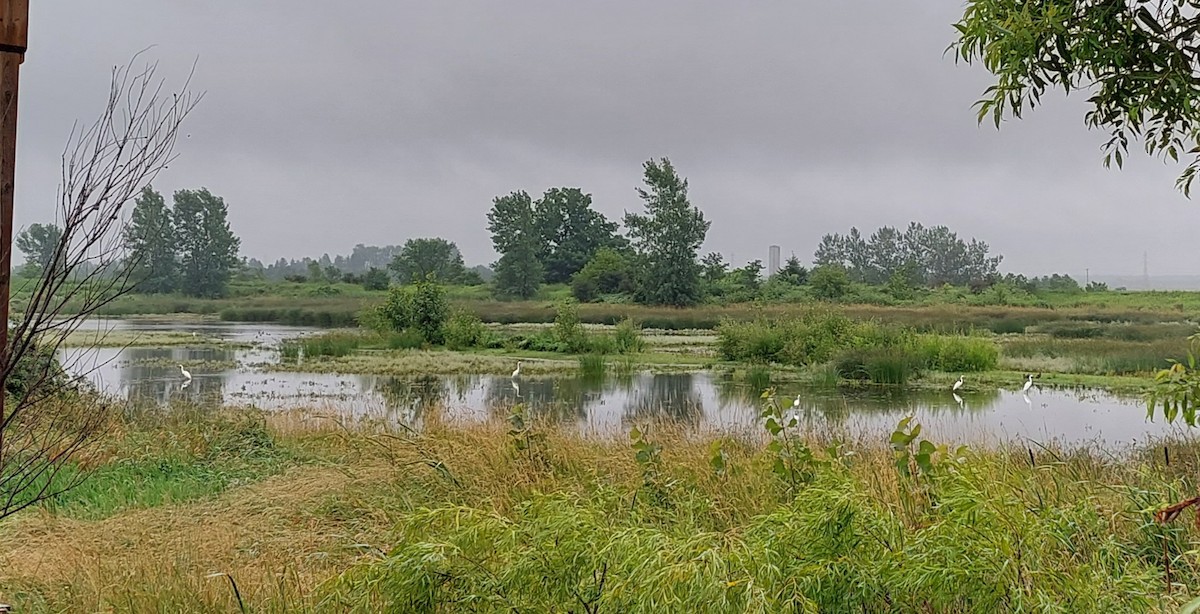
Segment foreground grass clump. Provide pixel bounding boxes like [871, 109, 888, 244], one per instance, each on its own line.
[3, 401, 1200, 612]
[41, 406, 292, 520]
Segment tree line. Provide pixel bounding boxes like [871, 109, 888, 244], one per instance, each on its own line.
[17, 186, 241, 298]
[14, 158, 1068, 307]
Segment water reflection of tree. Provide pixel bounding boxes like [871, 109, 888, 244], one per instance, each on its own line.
[374, 376, 446, 425]
[623, 373, 703, 425]
[483, 376, 607, 424]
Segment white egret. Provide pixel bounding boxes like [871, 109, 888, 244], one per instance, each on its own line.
[793, 394, 801, 409]
[952, 375, 964, 392]
[1022, 374, 1033, 393]
[178, 364, 192, 381]
[511, 361, 522, 379]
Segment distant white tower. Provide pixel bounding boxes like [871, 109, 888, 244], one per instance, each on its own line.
[768, 245, 781, 277]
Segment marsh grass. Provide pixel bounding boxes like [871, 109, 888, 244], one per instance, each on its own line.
[1002, 337, 1192, 375]
[4, 406, 1200, 612]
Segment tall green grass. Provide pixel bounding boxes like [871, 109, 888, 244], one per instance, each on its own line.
[41, 408, 287, 520]
[1002, 337, 1191, 375]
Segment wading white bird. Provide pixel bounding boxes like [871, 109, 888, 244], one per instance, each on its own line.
[793, 394, 801, 409]
[178, 364, 192, 381]
[952, 375, 964, 392]
[1022, 374, 1033, 393]
[511, 361, 522, 379]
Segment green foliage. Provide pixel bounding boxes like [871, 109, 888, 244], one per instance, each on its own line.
[578, 354, 607, 379]
[716, 309, 911, 366]
[776, 254, 808, 286]
[629, 425, 672, 509]
[488, 191, 544, 299]
[809, 264, 850, 300]
[552, 299, 589, 353]
[1149, 333, 1200, 425]
[835, 347, 921, 385]
[360, 266, 390, 291]
[387, 237, 468, 284]
[173, 188, 241, 298]
[760, 389, 827, 496]
[376, 276, 449, 344]
[815, 223, 1000, 287]
[532, 187, 624, 284]
[5, 335, 67, 402]
[42, 410, 285, 520]
[953, 0, 1200, 193]
[279, 331, 366, 359]
[443, 309, 489, 350]
[570, 247, 633, 302]
[124, 187, 179, 293]
[912, 334, 999, 372]
[623, 158, 710, 306]
[15, 222, 63, 274]
[612, 318, 645, 354]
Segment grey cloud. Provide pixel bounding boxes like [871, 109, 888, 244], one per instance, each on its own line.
[10, 1, 1199, 278]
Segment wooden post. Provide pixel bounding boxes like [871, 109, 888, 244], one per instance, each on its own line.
[0, 0, 28, 460]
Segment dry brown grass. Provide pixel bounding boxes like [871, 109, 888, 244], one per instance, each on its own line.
[0, 463, 388, 610]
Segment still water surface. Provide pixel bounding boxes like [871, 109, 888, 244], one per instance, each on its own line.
[58, 318, 1192, 448]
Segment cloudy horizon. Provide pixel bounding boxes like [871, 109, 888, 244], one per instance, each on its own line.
[12, 2, 1198, 279]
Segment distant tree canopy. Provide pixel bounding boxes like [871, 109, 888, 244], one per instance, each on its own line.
[119, 186, 242, 297]
[173, 188, 241, 298]
[624, 158, 710, 306]
[953, 0, 1200, 193]
[388, 237, 469, 284]
[15, 223, 63, 274]
[813, 223, 1001, 287]
[124, 186, 178, 293]
[532, 187, 624, 284]
[488, 191, 544, 299]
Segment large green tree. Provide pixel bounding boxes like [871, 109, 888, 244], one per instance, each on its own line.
[15, 223, 62, 274]
[388, 237, 468, 283]
[123, 186, 178, 293]
[173, 188, 241, 298]
[623, 158, 710, 306]
[487, 191, 543, 299]
[953, 0, 1200, 193]
[532, 187, 623, 284]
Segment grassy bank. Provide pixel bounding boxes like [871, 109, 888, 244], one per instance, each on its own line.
[3, 402, 1200, 611]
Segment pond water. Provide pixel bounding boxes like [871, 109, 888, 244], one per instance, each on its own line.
[58, 318, 1195, 449]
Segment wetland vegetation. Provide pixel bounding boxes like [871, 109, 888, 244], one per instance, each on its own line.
[4, 396, 1200, 611]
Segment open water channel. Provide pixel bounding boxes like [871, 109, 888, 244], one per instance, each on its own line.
[57, 318, 1194, 449]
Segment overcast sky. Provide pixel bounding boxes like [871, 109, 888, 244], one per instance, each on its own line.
[13, 2, 1198, 276]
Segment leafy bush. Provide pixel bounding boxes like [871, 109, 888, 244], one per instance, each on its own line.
[376, 276, 449, 344]
[552, 299, 589, 353]
[360, 267, 390, 291]
[809, 264, 851, 300]
[443, 309, 489, 350]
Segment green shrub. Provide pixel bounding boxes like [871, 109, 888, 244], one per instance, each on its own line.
[376, 276, 449, 344]
[552, 299, 589, 353]
[444, 309, 488, 350]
